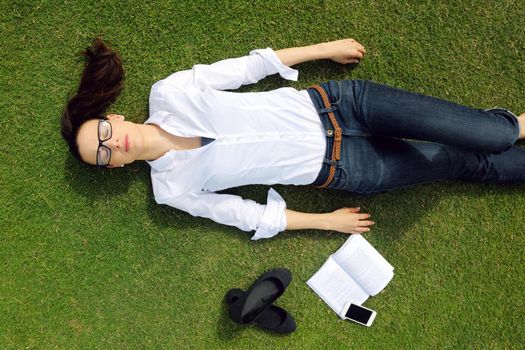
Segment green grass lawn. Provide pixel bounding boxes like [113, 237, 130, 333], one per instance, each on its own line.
[1, 0, 524, 348]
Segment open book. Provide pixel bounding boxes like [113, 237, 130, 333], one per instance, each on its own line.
[307, 234, 394, 317]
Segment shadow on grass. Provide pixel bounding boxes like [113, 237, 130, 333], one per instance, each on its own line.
[215, 300, 245, 340]
[63, 155, 148, 202]
[215, 298, 293, 341]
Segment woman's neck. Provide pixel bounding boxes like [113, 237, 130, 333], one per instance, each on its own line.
[138, 124, 200, 161]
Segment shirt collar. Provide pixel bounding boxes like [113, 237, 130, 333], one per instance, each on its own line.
[146, 148, 197, 171]
[146, 151, 174, 171]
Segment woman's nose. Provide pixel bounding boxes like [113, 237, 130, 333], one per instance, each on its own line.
[107, 137, 120, 150]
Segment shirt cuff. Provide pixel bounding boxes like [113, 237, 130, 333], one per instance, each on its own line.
[249, 48, 299, 81]
[251, 188, 287, 240]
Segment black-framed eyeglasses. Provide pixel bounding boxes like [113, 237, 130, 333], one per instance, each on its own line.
[96, 119, 112, 167]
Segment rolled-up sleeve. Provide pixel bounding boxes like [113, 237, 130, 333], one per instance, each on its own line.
[157, 188, 287, 240]
[158, 48, 299, 91]
[251, 188, 287, 240]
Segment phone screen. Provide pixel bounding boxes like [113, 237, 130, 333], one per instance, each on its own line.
[345, 304, 373, 324]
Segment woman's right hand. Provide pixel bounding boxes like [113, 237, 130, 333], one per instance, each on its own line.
[321, 39, 366, 65]
[326, 207, 374, 234]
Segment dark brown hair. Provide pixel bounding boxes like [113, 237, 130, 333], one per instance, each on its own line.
[61, 38, 124, 163]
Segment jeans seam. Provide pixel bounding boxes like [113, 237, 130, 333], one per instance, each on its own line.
[331, 80, 343, 105]
[355, 80, 372, 135]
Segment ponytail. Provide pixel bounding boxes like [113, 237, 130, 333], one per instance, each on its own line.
[61, 38, 124, 163]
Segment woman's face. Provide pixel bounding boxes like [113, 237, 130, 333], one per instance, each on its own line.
[76, 114, 144, 167]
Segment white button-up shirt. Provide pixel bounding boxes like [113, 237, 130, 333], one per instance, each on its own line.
[146, 48, 326, 240]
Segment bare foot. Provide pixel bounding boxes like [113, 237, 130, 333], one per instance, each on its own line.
[519, 112, 525, 139]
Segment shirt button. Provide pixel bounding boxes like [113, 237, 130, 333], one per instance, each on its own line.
[326, 129, 334, 137]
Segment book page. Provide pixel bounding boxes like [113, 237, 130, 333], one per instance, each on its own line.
[307, 256, 369, 316]
[334, 235, 394, 296]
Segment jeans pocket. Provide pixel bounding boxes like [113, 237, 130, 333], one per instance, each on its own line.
[323, 80, 343, 105]
[329, 166, 349, 190]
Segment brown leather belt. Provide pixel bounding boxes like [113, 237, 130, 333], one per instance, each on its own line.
[310, 85, 342, 189]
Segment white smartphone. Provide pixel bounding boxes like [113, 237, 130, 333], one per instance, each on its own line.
[340, 301, 377, 327]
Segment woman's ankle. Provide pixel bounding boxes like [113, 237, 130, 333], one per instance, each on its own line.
[518, 113, 525, 139]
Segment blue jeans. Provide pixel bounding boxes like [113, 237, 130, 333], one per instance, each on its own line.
[307, 80, 524, 194]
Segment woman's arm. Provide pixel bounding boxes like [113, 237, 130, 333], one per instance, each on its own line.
[285, 207, 374, 234]
[275, 38, 366, 67]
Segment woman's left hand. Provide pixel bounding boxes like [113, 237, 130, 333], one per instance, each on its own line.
[326, 207, 374, 234]
[321, 38, 366, 64]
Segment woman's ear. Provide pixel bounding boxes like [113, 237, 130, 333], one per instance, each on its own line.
[107, 114, 125, 121]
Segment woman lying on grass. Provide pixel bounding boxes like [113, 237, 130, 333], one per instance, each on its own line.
[61, 38, 525, 240]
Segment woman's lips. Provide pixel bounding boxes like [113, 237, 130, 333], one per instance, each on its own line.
[125, 134, 129, 152]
